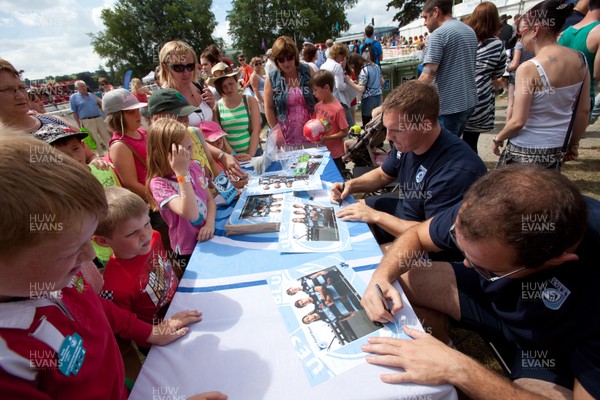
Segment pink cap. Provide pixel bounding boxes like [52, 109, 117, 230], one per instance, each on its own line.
[199, 121, 228, 142]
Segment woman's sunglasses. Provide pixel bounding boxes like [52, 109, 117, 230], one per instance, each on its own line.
[276, 54, 295, 63]
[170, 63, 196, 73]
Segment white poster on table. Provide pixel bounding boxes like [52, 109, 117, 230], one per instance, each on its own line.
[278, 197, 351, 253]
[268, 254, 410, 387]
[246, 172, 323, 195]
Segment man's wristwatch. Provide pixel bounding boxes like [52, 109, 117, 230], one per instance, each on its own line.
[492, 137, 504, 145]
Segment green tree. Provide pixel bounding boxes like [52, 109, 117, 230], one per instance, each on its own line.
[227, 0, 278, 59]
[386, 0, 425, 27]
[90, 0, 219, 79]
[227, 0, 358, 59]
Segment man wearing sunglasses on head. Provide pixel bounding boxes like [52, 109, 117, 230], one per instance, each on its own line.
[361, 165, 600, 400]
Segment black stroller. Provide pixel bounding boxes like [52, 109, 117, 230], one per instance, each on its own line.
[344, 113, 390, 171]
[343, 113, 398, 194]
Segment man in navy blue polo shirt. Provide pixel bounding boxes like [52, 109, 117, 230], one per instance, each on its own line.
[333, 80, 486, 245]
[361, 165, 600, 399]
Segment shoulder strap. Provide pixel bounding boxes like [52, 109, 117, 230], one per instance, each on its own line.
[215, 100, 222, 126]
[242, 95, 251, 133]
[562, 51, 587, 152]
[529, 59, 552, 90]
[112, 138, 147, 168]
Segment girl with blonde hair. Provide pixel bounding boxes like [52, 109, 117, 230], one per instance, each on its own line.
[147, 119, 216, 267]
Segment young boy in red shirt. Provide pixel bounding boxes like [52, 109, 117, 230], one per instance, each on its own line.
[94, 186, 179, 325]
[310, 70, 349, 173]
[0, 133, 224, 400]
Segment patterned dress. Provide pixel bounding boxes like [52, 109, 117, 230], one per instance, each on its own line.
[281, 87, 312, 145]
[464, 38, 507, 134]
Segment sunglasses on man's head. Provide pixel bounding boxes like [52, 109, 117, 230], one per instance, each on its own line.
[170, 63, 196, 73]
[213, 67, 234, 77]
[276, 54, 295, 63]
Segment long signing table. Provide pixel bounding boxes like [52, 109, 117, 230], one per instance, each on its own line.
[130, 156, 457, 400]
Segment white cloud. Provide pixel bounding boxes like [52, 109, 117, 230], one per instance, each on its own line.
[92, 0, 117, 28]
[5, 34, 105, 81]
[0, 16, 14, 27]
[1, 0, 403, 80]
[214, 20, 231, 46]
[345, 0, 398, 34]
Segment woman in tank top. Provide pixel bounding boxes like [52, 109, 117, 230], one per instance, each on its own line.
[493, 0, 590, 169]
[209, 63, 261, 160]
[158, 40, 215, 126]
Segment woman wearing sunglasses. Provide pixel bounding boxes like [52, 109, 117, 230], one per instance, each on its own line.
[158, 40, 215, 127]
[264, 36, 316, 145]
[492, 0, 590, 170]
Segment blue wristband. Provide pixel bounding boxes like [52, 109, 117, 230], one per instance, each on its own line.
[231, 151, 237, 156]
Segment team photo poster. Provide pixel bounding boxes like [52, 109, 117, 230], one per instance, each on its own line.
[278, 197, 351, 253]
[268, 255, 407, 386]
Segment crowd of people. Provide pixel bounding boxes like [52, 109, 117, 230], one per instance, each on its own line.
[0, 0, 599, 398]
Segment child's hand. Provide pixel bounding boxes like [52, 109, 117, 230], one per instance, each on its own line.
[89, 157, 113, 171]
[197, 222, 215, 242]
[146, 310, 202, 346]
[234, 152, 252, 162]
[169, 143, 191, 177]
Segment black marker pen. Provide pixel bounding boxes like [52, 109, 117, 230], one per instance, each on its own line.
[375, 283, 392, 314]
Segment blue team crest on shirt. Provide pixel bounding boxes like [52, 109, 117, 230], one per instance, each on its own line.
[542, 277, 570, 310]
[415, 165, 428, 183]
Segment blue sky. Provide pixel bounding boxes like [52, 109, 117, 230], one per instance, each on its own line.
[0, 0, 397, 81]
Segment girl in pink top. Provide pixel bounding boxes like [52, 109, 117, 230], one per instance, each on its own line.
[104, 88, 149, 201]
[147, 119, 216, 267]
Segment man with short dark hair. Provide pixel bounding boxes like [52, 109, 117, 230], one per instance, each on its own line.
[419, 0, 478, 137]
[237, 54, 253, 91]
[359, 25, 383, 66]
[333, 80, 486, 245]
[361, 165, 600, 399]
[498, 14, 515, 48]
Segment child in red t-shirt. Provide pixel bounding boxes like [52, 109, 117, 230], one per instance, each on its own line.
[310, 70, 349, 173]
[0, 135, 224, 400]
[94, 186, 179, 325]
